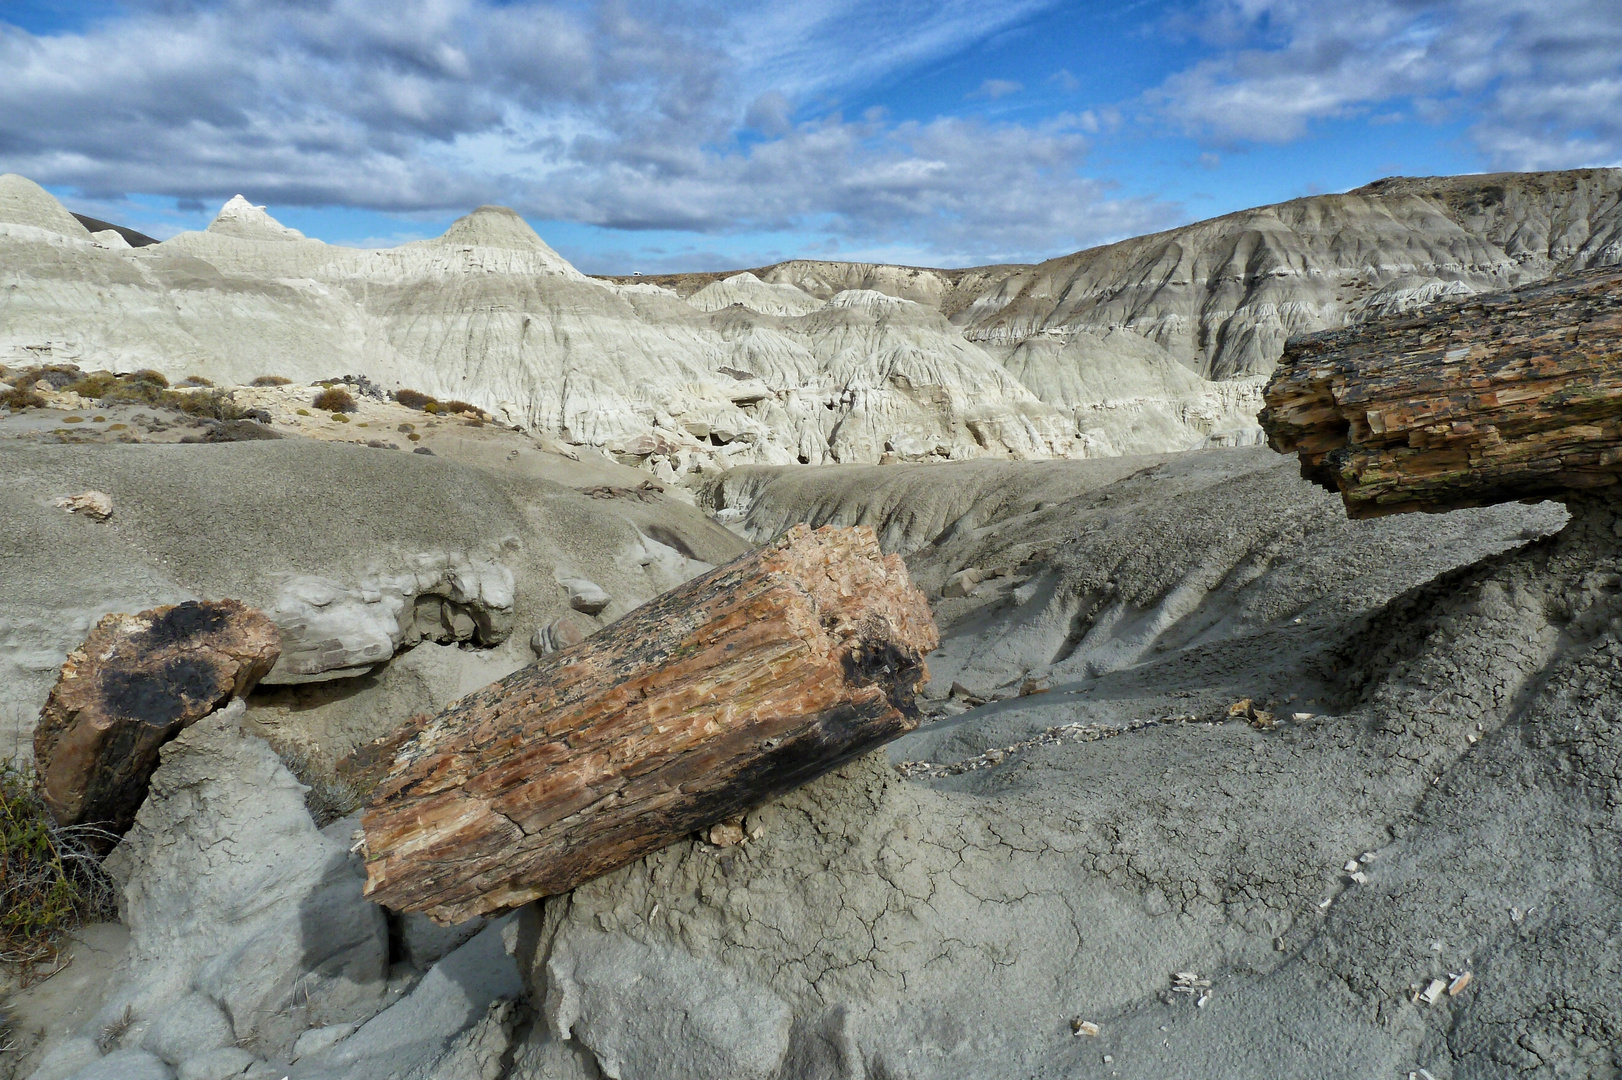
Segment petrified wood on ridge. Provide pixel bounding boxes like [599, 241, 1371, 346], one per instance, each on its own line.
[1259, 266, 1622, 518]
[359, 524, 940, 924]
[34, 599, 281, 841]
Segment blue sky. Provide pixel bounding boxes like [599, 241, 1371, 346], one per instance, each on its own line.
[1, 1, 1617, 274]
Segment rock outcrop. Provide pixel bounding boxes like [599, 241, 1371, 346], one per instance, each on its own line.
[1261, 266, 1622, 517]
[10, 170, 1615, 470]
[33, 599, 279, 837]
[358, 524, 938, 923]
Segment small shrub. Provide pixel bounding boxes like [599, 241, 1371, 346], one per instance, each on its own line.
[296, 408, 310, 416]
[397, 422, 415, 432]
[0, 386, 47, 410]
[64, 372, 120, 399]
[422, 401, 441, 414]
[313, 387, 357, 413]
[178, 375, 214, 388]
[393, 388, 434, 411]
[251, 375, 292, 387]
[440, 399, 484, 418]
[330, 413, 350, 423]
[127, 369, 169, 388]
[0, 761, 115, 978]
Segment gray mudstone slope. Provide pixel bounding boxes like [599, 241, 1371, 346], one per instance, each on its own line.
[503, 448, 1620, 1080]
[0, 438, 745, 767]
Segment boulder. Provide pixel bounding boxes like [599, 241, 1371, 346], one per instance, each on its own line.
[558, 576, 611, 615]
[100, 706, 387, 1059]
[33, 599, 280, 838]
[527, 612, 597, 657]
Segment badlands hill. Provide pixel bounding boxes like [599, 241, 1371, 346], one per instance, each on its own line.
[5, 169, 1619, 472]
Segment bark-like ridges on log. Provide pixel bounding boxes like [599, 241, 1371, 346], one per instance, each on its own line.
[1261, 266, 1622, 517]
[359, 524, 938, 923]
[33, 599, 281, 841]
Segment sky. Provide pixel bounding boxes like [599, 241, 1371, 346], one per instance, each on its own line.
[1, 0, 1619, 274]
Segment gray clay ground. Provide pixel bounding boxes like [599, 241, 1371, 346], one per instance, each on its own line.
[5, 442, 1620, 1080]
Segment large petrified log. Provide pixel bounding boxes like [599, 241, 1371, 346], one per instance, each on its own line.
[359, 524, 938, 924]
[1260, 266, 1622, 517]
[34, 599, 281, 840]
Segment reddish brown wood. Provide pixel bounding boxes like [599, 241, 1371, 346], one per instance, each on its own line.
[359, 524, 939, 923]
[1260, 266, 1622, 517]
[34, 600, 281, 841]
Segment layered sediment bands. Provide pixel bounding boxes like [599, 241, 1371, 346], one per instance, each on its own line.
[1261, 266, 1622, 517]
[358, 524, 938, 923]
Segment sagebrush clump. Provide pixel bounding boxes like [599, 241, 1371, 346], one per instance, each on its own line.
[393, 388, 434, 410]
[313, 387, 358, 413]
[0, 761, 114, 978]
[251, 375, 292, 386]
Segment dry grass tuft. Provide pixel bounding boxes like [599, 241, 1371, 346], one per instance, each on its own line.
[0, 761, 115, 983]
[178, 375, 215, 388]
[251, 375, 292, 386]
[393, 388, 434, 411]
[313, 387, 357, 413]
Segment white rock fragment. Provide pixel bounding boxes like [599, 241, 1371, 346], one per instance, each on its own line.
[1349, 870, 1368, 884]
[1344, 860, 1360, 872]
[1447, 971, 1472, 996]
[561, 576, 611, 614]
[1071, 1019, 1100, 1037]
[54, 490, 114, 521]
[1419, 978, 1448, 1005]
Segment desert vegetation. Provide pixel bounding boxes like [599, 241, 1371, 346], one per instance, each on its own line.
[312, 386, 358, 413]
[0, 761, 113, 979]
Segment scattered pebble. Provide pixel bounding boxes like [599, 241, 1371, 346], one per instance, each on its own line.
[896, 716, 1168, 779]
[1447, 971, 1472, 996]
[1418, 978, 1448, 1005]
[1071, 1019, 1100, 1037]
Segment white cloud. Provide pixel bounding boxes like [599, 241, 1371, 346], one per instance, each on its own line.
[971, 78, 1023, 100]
[1145, 0, 1622, 169]
[0, 0, 1161, 264]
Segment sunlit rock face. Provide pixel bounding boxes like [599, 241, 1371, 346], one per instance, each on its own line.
[3, 169, 1618, 466]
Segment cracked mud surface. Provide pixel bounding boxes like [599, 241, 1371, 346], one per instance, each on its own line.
[512, 450, 1619, 1079]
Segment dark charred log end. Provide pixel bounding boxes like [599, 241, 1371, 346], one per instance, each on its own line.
[98, 657, 231, 728]
[137, 599, 232, 648]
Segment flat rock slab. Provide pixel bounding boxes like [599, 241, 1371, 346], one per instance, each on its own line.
[358, 523, 938, 923]
[34, 599, 279, 837]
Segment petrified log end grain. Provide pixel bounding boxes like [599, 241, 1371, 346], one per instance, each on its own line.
[1260, 266, 1622, 518]
[360, 524, 939, 924]
[34, 599, 281, 839]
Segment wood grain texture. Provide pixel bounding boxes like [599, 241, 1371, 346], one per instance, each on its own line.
[34, 599, 281, 841]
[359, 523, 939, 923]
[1260, 266, 1622, 517]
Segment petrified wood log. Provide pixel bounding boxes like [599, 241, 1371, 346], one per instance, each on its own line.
[359, 524, 939, 923]
[34, 599, 281, 840]
[1260, 266, 1622, 517]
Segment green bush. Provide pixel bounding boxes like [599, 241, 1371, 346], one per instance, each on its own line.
[0, 761, 114, 978]
[313, 387, 357, 413]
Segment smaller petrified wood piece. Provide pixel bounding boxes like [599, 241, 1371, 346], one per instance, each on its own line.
[34, 600, 281, 840]
[1260, 266, 1622, 517]
[360, 524, 939, 924]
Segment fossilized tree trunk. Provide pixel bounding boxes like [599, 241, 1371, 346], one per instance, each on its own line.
[1260, 266, 1622, 517]
[359, 523, 939, 923]
[35, 599, 281, 842]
